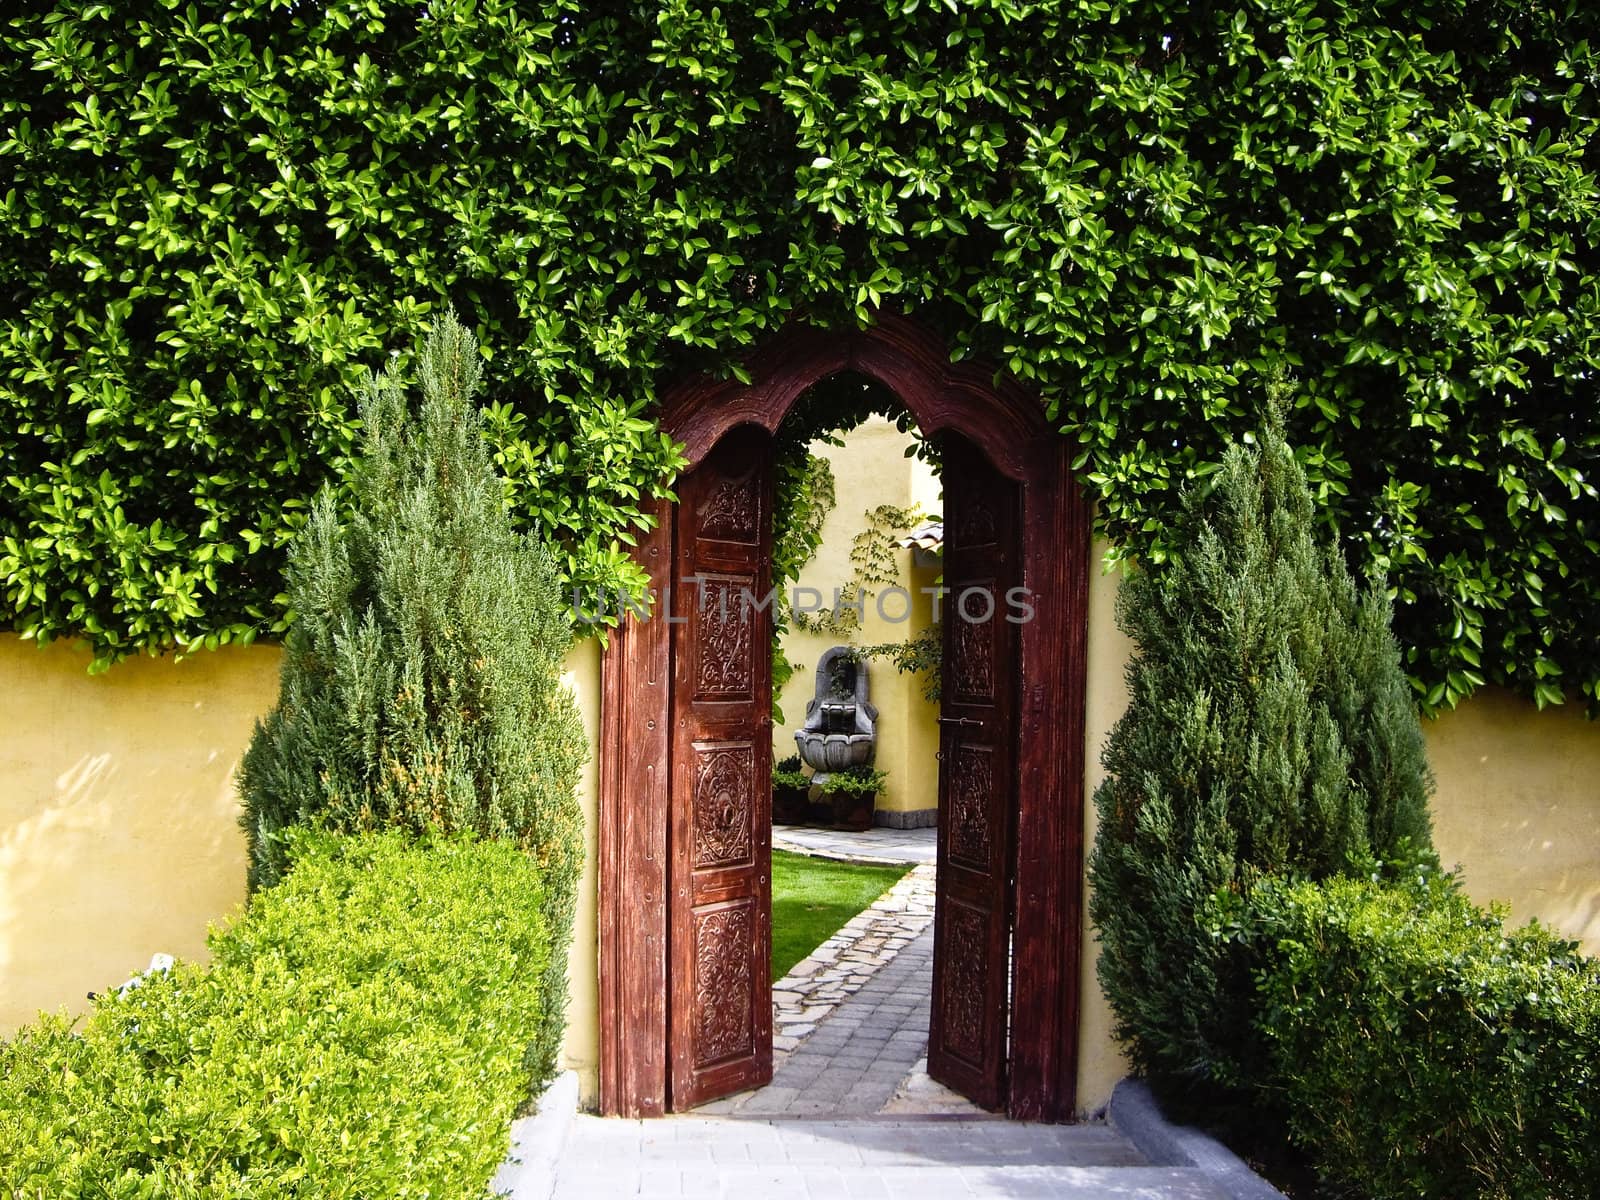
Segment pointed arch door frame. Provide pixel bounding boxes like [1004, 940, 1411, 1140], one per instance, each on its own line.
[596, 313, 1091, 1120]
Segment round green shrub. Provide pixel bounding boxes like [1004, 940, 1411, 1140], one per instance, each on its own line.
[1237, 871, 1600, 1199]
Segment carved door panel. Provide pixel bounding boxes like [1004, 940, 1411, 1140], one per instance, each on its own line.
[667, 424, 775, 1110]
[929, 434, 1021, 1111]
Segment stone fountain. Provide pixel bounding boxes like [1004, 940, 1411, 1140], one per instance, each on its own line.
[794, 646, 878, 787]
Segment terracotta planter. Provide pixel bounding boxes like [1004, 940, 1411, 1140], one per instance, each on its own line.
[828, 789, 877, 833]
[772, 783, 810, 826]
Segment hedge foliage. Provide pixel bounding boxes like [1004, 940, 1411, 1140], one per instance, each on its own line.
[2, 2, 1597, 709]
[0, 831, 553, 1198]
[1225, 872, 1600, 1199]
[1090, 403, 1432, 1089]
[238, 313, 586, 1080]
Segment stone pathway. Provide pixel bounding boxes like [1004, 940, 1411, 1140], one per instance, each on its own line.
[711, 923, 952, 1118]
[532, 1116, 1233, 1199]
[766, 864, 935, 1059]
[495, 815, 1265, 1200]
[773, 824, 936, 865]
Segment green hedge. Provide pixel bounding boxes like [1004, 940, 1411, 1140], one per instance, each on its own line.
[0, 832, 553, 1198]
[1232, 872, 1600, 1199]
[2, 3, 1598, 712]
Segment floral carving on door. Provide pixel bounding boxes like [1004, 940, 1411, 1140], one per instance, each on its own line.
[951, 612, 995, 701]
[696, 575, 754, 697]
[693, 905, 755, 1066]
[951, 494, 997, 548]
[665, 424, 774, 1112]
[939, 903, 989, 1063]
[930, 434, 1021, 1113]
[694, 746, 753, 868]
[948, 745, 994, 869]
[699, 474, 761, 542]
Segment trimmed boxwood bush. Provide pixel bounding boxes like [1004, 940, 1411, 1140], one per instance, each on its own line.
[0, 831, 551, 1198]
[1224, 871, 1600, 1199]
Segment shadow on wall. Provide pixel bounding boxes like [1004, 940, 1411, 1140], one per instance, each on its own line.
[0, 635, 281, 1032]
[1426, 688, 1600, 953]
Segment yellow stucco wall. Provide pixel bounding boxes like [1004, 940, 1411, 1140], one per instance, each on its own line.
[773, 416, 942, 818]
[1076, 542, 1135, 1114]
[0, 631, 609, 1108]
[1426, 689, 1600, 952]
[0, 634, 281, 1032]
[558, 637, 603, 1106]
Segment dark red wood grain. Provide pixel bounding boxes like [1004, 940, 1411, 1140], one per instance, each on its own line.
[928, 433, 1021, 1110]
[598, 500, 671, 1117]
[596, 314, 1089, 1120]
[666, 426, 776, 1109]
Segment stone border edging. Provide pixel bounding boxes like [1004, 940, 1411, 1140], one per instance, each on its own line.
[872, 808, 937, 829]
[1108, 1078, 1289, 1200]
[491, 1070, 579, 1200]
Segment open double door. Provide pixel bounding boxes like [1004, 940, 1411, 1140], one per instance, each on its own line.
[664, 427, 1021, 1112]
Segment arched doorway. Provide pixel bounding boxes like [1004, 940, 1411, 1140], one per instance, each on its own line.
[596, 315, 1090, 1121]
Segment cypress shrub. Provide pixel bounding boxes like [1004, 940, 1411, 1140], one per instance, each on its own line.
[1087, 397, 1434, 1093]
[239, 313, 585, 1079]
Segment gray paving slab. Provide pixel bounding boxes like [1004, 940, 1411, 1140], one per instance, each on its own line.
[773, 825, 936, 864]
[539, 1115, 1231, 1200]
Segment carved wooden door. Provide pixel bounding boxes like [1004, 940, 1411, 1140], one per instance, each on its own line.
[667, 424, 775, 1110]
[929, 434, 1021, 1111]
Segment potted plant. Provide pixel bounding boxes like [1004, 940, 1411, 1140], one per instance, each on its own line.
[820, 764, 887, 832]
[772, 755, 811, 825]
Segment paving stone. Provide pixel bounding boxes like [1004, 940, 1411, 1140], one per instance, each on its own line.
[739, 1086, 800, 1109]
[829, 1055, 877, 1072]
[777, 1067, 825, 1088]
[536, 1114, 1239, 1200]
[772, 826, 937, 864]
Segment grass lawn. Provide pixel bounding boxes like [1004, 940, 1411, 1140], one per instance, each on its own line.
[770, 849, 911, 982]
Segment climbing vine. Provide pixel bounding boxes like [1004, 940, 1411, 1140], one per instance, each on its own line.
[1, 2, 1596, 711]
[770, 446, 836, 718]
[793, 504, 926, 638]
[772, 451, 837, 607]
[855, 625, 943, 704]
